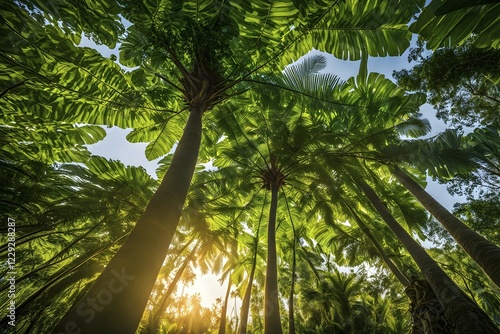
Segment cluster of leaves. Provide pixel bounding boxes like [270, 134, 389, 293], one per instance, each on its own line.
[294, 269, 410, 334]
[0, 123, 158, 332]
[394, 40, 500, 128]
[411, 0, 500, 49]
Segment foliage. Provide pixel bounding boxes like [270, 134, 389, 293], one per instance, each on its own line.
[411, 0, 500, 49]
[2, 0, 500, 333]
[295, 268, 410, 334]
[453, 192, 500, 245]
[0, 138, 157, 333]
[394, 41, 500, 128]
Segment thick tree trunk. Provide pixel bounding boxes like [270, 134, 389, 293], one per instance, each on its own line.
[238, 243, 258, 334]
[345, 201, 451, 333]
[51, 107, 203, 334]
[288, 234, 296, 334]
[406, 278, 453, 334]
[357, 179, 500, 334]
[392, 166, 500, 288]
[219, 274, 232, 334]
[264, 183, 283, 334]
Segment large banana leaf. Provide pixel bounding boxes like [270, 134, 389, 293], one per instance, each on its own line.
[411, 0, 500, 49]
[12, 0, 124, 47]
[282, 0, 425, 63]
[435, 0, 500, 15]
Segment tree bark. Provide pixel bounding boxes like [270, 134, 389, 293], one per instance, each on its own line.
[288, 233, 296, 334]
[406, 278, 453, 334]
[238, 242, 258, 334]
[51, 107, 203, 334]
[344, 200, 452, 333]
[264, 183, 283, 334]
[392, 166, 500, 288]
[357, 179, 500, 334]
[219, 274, 232, 334]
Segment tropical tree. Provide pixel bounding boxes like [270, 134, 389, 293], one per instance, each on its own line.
[308, 156, 455, 333]
[352, 169, 500, 333]
[141, 238, 200, 334]
[237, 211, 266, 334]
[394, 40, 500, 128]
[390, 165, 500, 287]
[371, 130, 500, 286]
[10, 2, 494, 334]
[210, 50, 434, 333]
[288, 49, 500, 330]
[295, 267, 404, 334]
[0, 0, 426, 332]
[0, 153, 158, 333]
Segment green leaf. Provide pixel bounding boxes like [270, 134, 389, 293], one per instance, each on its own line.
[411, 0, 500, 49]
[435, 0, 500, 15]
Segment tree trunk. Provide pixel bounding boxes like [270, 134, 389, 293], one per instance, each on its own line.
[406, 278, 453, 334]
[238, 242, 258, 334]
[345, 202, 411, 287]
[264, 183, 283, 334]
[357, 179, 500, 334]
[288, 233, 296, 334]
[51, 107, 203, 334]
[219, 274, 232, 334]
[345, 200, 451, 333]
[392, 166, 500, 287]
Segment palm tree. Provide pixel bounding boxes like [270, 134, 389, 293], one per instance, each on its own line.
[204, 56, 346, 332]
[289, 54, 499, 331]
[380, 130, 500, 279]
[238, 210, 265, 334]
[3, 0, 425, 332]
[354, 174, 500, 333]
[143, 239, 200, 333]
[391, 165, 500, 288]
[295, 267, 381, 334]
[306, 163, 454, 333]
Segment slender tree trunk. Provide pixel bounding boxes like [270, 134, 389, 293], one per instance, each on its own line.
[147, 243, 199, 333]
[51, 107, 204, 334]
[234, 294, 240, 330]
[299, 244, 321, 282]
[392, 166, 500, 288]
[264, 183, 283, 334]
[288, 234, 296, 334]
[238, 242, 258, 334]
[178, 284, 185, 320]
[357, 179, 500, 334]
[345, 202, 411, 287]
[344, 200, 452, 333]
[219, 274, 232, 334]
